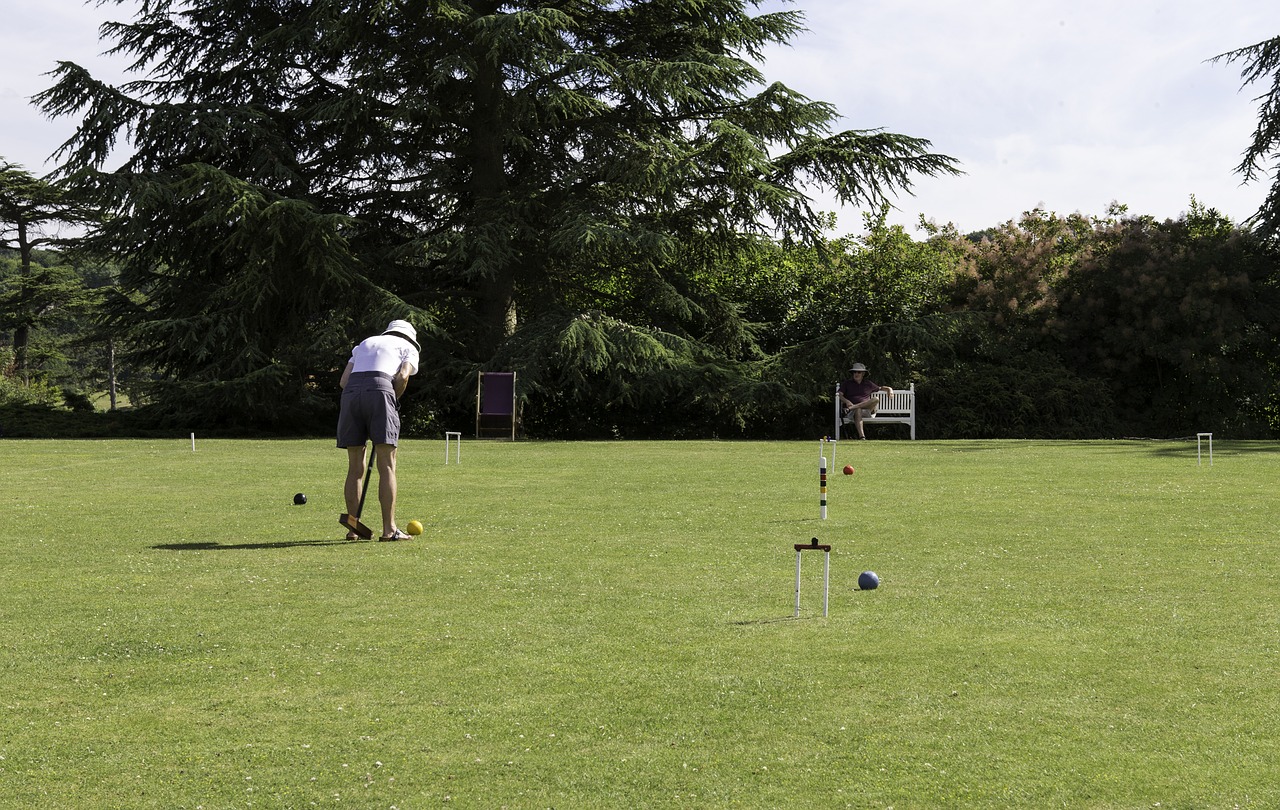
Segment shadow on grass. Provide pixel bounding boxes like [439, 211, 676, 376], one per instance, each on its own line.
[151, 539, 365, 551]
[1133, 439, 1280, 460]
[927, 439, 1280, 459]
[729, 616, 823, 626]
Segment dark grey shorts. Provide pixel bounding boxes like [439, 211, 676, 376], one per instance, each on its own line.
[336, 371, 400, 447]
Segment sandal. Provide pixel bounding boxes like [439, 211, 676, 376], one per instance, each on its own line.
[345, 531, 361, 541]
[379, 529, 413, 542]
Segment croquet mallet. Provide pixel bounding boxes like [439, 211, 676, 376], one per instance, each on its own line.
[338, 446, 376, 539]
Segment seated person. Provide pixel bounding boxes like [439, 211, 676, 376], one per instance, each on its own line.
[838, 362, 893, 439]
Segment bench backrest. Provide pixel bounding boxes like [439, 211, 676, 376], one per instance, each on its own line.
[834, 381, 917, 440]
[876, 384, 914, 415]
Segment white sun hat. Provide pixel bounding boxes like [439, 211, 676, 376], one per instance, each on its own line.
[382, 319, 420, 350]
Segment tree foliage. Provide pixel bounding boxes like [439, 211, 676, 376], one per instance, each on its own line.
[1212, 35, 1280, 243]
[1052, 201, 1280, 434]
[36, 0, 958, 430]
[0, 244, 124, 411]
[920, 203, 1280, 438]
[0, 160, 98, 375]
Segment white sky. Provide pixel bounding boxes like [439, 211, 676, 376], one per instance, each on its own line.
[756, 0, 1276, 233]
[1, 0, 1275, 235]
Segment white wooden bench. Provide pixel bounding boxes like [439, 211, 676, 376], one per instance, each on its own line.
[833, 382, 916, 440]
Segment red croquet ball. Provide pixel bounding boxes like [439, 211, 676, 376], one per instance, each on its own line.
[843, 465, 855, 475]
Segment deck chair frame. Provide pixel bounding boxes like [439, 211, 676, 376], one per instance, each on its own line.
[475, 371, 518, 440]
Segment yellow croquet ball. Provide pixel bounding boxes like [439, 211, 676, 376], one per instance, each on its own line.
[405, 520, 424, 536]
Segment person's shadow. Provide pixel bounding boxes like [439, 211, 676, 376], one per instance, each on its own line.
[151, 538, 364, 551]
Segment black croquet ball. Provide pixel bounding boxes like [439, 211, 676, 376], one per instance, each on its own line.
[293, 493, 307, 505]
[858, 571, 880, 590]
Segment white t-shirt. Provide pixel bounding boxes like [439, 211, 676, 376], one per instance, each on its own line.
[349, 334, 420, 376]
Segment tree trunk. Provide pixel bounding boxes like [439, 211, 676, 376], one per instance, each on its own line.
[12, 220, 32, 372]
[108, 337, 118, 411]
[12, 325, 29, 373]
[477, 263, 517, 339]
[467, 25, 518, 358]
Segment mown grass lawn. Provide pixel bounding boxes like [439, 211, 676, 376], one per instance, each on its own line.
[2, 437, 1278, 808]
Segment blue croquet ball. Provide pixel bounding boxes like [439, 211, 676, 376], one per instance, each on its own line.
[293, 493, 307, 505]
[858, 571, 880, 590]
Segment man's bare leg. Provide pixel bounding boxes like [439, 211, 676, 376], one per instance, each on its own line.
[375, 443, 398, 537]
[849, 398, 877, 438]
[345, 445, 367, 515]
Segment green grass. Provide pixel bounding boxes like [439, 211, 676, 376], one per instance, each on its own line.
[3, 437, 1279, 808]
